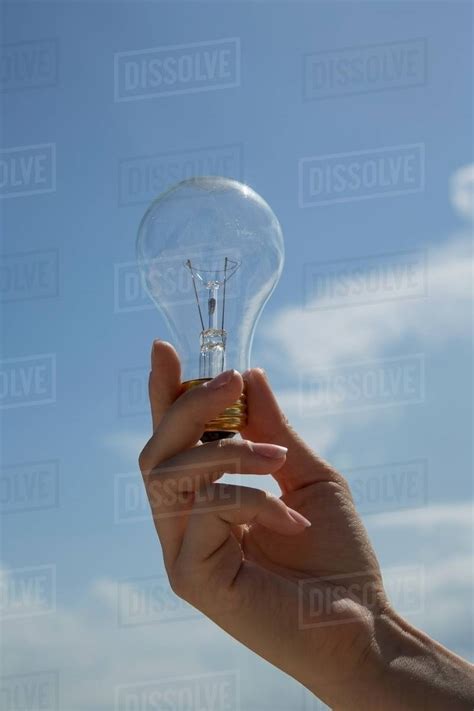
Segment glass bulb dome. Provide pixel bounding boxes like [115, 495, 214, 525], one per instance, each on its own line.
[136, 176, 285, 383]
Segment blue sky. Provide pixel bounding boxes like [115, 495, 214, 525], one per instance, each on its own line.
[0, 2, 472, 709]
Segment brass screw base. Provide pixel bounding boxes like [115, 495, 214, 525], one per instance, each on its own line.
[181, 378, 247, 436]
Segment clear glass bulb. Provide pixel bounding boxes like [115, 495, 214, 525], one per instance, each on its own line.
[136, 176, 285, 438]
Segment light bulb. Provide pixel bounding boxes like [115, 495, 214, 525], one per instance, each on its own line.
[136, 176, 285, 441]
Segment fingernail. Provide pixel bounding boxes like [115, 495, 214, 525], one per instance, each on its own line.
[251, 442, 288, 459]
[287, 508, 311, 527]
[242, 368, 266, 382]
[206, 369, 235, 390]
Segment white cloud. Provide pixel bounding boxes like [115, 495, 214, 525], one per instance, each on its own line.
[1, 500, 472, 707]
[252, 165, 473, 457]
[106, 166, 473, 465]
[105, 231, 470, 463]
[426, 553, 473, 591]
[96, 169, 473, 691]
[264, 161, 473, 375]
[365, 502, 473, 662]
[0, 570, 232, 710]
[369, 501, 473, 529]
[263, 234, 472, 373]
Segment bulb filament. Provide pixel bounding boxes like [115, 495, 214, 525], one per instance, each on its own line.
[185, 256, 240, 378]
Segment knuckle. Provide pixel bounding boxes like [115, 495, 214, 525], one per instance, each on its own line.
[331, 472, 351, 493]
[138, 435, 164, 474]
[168, 562, 194, 600]
[239, 439, 254, 456]
[138, 447, 148, 473]
[325, 477, 352, 502]
[215, 438, 241, 473]
[168, 569, 186, 598]
[257, 488, 271, 507]
[138, 438, 156, 474]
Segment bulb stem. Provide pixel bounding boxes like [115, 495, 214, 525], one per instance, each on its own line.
[199, 328, 227, 378]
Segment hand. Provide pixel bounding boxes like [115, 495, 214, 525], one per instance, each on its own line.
[139, 340, 383, 706]
[139, 341, 474, 710]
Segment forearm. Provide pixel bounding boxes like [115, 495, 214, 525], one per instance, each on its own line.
[336, 608, 474, 710]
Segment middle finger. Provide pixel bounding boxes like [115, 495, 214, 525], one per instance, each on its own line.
[143, 438, 288, 566]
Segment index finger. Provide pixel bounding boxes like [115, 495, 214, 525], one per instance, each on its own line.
[140, 367, 244, 473]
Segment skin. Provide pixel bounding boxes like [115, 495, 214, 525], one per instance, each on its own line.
[139, 340, 474, 710]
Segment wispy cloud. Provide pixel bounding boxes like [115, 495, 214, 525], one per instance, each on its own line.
[105, 165, 473, 467]
[264, 233, 472, 373]
[1, 499, 472, 707]
[251, 164, 473, 459]
[367, 501, 473, 660]
[0, 570, 223, 710]
[369, 501, 473, 529]
[104, 232, 470, 460]
[264, 163, 473, 375]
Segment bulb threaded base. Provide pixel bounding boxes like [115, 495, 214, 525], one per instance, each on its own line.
[181, 378, 247, 439]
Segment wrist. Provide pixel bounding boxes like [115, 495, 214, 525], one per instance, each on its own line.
[346, 605, 474, 711]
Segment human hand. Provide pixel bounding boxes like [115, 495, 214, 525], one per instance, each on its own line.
[138, 341, 387, 708]
[139, 340, 474, 710]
